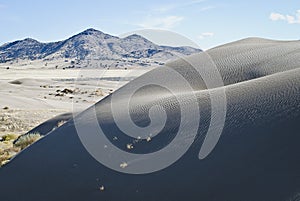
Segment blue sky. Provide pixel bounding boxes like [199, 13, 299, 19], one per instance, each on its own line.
[0, 0, 299, 50]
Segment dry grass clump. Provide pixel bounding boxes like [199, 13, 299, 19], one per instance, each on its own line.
[0, 132, 42, 166]
[14, 132, 42, 150]
[0, 147, 21, 166]
[0, 109, 62, 167]
[0, 133, 20, 166]
[57, 120, 67, 128]
[1, 134, 18, 141]
[0, 112, 30, 134]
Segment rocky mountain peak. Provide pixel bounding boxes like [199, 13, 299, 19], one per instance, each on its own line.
[0, 28, 202, 67]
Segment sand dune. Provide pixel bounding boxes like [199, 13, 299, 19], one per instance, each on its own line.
[0, 38, 299, 201]
[166, 37, 300, 88]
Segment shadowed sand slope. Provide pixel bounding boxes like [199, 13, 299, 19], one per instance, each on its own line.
[0, 38, 299, 201]
[22, 112, 74, 136]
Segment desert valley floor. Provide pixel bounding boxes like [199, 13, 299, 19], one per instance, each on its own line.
[0, 67, 151, 157]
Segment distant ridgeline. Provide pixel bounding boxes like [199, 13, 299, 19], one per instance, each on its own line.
[0, 29, 201, 68]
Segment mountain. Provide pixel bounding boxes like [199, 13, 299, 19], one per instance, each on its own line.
[0, 28, 202, 68]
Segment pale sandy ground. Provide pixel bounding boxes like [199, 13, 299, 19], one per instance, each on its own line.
[0, 68, 152, 155]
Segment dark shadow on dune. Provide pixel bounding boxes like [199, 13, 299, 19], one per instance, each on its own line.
[9, 80, 23, 85]
[23, 112, 74, 136]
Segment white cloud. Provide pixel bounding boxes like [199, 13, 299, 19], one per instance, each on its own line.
[154, 5, 175, 13]
[270, 13, 286, 21]
[286, 15, 297, 24]
[270, 10, 300, 24]
[138, 16, 184, 29]
[200, 6, 215, 11]
[153, 0, 206, 13]
[198, 32, 214, 39]
[136, 0, 214, 30]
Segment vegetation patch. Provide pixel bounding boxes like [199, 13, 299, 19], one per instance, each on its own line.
[14, 132, 42, 150]
[0, 132, 42, 167]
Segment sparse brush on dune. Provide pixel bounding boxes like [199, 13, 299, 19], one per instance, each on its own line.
[0, 154, 11, 166]
[57, 120, 67, 128]
[0, 147, 21, 166]
[0, 134, 20, 166]
[14, 132, 42, 150]
[1, 134, 18, 141]
[0, 131, 44, 167]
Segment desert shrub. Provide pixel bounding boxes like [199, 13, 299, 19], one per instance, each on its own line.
[0, 154, 11, 166]
[0, 147, 20, 167]
[14, 132, 41, 150]
[1, 134, 18, 141]
[57, 120, 67, 128]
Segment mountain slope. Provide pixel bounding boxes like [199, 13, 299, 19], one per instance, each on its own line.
[0, 28, 201, 67]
